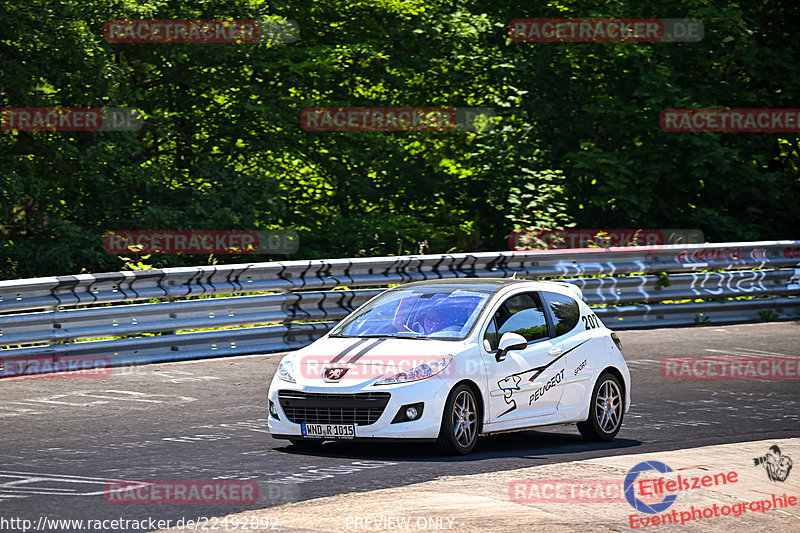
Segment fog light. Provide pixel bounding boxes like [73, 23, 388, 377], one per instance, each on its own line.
[269, 400, 279, 418]
[391, 402, 424, 423]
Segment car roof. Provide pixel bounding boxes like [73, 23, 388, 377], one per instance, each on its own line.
[395, 278, 573, 294]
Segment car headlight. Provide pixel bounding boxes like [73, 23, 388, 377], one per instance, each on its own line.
[277, 359, 295, 383]
[374, 356, 452, 385]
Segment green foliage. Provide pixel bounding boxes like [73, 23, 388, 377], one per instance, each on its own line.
[758, 309, 780, 322]
[1, 0, 798, 279]
[511, 324, 548, 342]
[694, 313, 711, 324]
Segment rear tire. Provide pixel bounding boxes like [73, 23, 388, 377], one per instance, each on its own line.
[577, 372, 624, 442]
[436, 384, 479, 455]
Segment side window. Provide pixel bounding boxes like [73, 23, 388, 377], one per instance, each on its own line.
[483, 315, 499, 351]
[544, 292, 580, 336]
[496, 292, 549, 343]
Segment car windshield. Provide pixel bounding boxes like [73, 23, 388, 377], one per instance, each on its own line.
[330, 287, 491, 339]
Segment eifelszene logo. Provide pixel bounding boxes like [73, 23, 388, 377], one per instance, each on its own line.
[624, 461, 678, 514]
[753, 445, 793, 482]
[624, 460, 739, 514]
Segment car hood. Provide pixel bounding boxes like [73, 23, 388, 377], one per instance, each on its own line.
[285, 336, 467, 387]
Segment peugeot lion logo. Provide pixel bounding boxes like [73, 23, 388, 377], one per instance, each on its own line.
[323, 367, 348, 381]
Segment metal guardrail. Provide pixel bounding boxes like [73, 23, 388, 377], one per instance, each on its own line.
[3, 240, 798, 313]
[1, 241, 798, 375]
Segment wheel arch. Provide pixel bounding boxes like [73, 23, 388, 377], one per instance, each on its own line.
[598, 365, 626, 402]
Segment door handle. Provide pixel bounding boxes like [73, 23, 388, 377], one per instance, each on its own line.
[548, 347, 563, 357]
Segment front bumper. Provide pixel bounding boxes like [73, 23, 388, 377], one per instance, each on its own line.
[267, 376, 451, 440]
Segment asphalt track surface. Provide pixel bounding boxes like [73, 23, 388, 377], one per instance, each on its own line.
[1, 322, 798, 532]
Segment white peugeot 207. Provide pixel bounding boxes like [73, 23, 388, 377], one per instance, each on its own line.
[267, 278, 631, 455]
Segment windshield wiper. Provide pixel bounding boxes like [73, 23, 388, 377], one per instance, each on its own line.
[341, 333, 429, 339]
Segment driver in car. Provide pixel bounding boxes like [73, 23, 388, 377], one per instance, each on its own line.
[423, 306, 462, 335]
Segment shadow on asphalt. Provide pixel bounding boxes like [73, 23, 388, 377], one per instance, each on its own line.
[272, 430, 643, 462]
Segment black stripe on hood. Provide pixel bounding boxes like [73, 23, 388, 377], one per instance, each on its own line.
[328, 337, 373, 364]
[345, 339, 387, 365]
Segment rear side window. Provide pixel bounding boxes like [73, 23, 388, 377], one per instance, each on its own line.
[543, 292, 580, 336]
[495, 292, 549, 343]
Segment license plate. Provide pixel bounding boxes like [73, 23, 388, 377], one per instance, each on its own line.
[301, 423, 356, 439]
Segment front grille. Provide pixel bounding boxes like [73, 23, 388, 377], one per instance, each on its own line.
[278, 391, 391, 426]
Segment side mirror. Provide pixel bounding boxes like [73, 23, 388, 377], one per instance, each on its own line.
[496, 332, 527, 362]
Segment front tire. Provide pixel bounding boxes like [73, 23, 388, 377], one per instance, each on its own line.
[437, 384, 479, 455]
[577, 372, 624, 442]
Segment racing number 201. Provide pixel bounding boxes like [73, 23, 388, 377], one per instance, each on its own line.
[582, 314, 600, 330]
